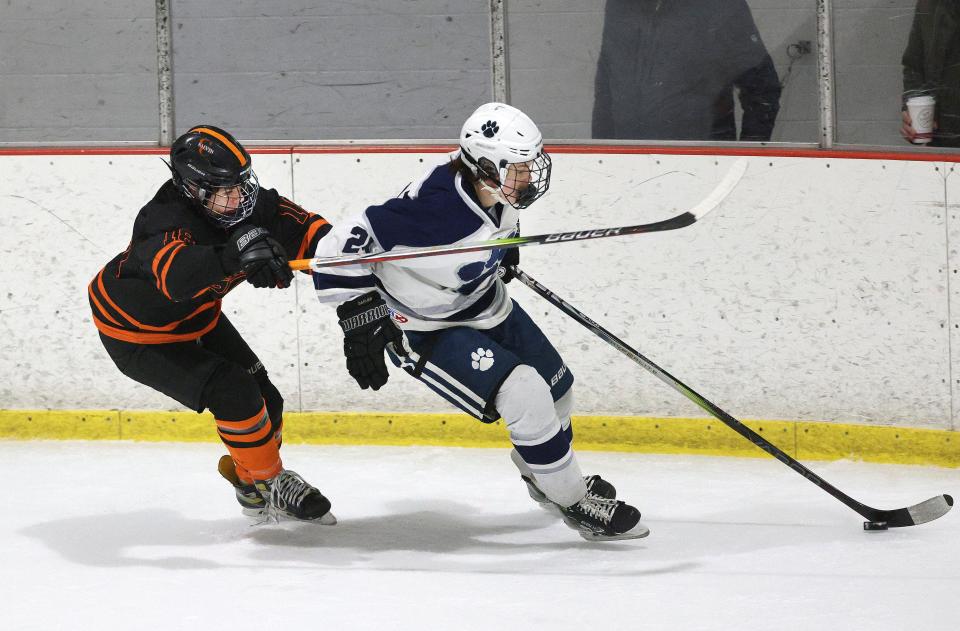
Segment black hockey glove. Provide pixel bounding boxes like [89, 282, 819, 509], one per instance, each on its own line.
[497, 247, 520, 284]
[336, 291, 405, 391]
[223, 226, 294, 289]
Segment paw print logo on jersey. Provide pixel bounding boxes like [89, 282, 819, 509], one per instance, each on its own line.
[470, 347, 495, 371]
[481, 120, 499, 138]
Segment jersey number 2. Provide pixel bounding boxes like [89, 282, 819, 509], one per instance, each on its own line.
[343, 226, 373, 254]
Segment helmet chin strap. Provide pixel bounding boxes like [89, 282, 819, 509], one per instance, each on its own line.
[478, 180, 509, 207]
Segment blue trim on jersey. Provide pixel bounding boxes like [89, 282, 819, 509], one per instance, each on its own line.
[440, 283, 498, 321]
[385, 301, 574, 423]
[370, 256, 499, 324]
[418, 363, 486, 418]
[365, 166, 484, 251]
[313, 271, 375, 291]
[456, 171, 506, 227]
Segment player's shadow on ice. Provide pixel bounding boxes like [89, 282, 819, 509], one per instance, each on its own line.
[19, 509, 237, 570]
[19, 501, 674, 575]
[246, 498, 640, 554]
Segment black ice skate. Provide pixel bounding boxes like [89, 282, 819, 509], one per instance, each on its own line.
[509, 449, 615, 506]
[218, 455, 336, 525]
[218, 455, 268, 514]
[521, 472, 616, 506]
[560, 492, 649, 541]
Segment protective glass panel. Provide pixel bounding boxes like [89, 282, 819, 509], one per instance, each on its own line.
[835, 0, 960, 148]
[507, 0, 819, 143]
[171, 1, 492, 140]
[0, 1, 159, 143]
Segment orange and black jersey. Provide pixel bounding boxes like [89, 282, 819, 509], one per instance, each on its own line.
[89, 181, 330, 344]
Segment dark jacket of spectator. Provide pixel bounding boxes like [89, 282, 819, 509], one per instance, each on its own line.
[593, 0, 782, 141]
[902, 0, 960, 146]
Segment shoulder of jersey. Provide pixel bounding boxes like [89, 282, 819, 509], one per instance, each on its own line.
[247, 186, 281, 222]
[365, 166, 481, 250]
[133, 182, 208, 236]
[415, 163, 457, 198]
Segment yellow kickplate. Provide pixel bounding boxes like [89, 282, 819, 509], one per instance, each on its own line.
[0, 409, 956, 467]
[283, 412, 511, 448]
[796, 421, 959, 468]
[117, 410, 215, 442]
[569, 416, 797, 459]
[0, 410, 120, 440]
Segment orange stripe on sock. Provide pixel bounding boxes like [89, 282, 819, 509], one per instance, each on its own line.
[216, 419, 270, 439]
[218, 423, 273, 445]
[215, 404, 266, 429]
[217, 401, 282, 481]
[234, 457, 282, 483]
[223, 430, 282, 483]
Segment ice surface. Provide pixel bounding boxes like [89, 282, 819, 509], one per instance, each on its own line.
[1, 441, 956, 630]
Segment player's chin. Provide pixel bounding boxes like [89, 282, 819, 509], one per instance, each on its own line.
[504, 191, 523, 207]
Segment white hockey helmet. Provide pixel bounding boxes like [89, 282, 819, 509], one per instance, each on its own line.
[459, 102, 552, 209]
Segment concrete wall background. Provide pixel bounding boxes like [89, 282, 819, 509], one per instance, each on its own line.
[0, 0, 923, 146]
[1, 149, 956, 431]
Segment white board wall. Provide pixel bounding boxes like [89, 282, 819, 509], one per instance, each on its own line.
[0, 150, 955, 430]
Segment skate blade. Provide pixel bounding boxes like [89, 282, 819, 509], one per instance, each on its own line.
[562, 515, 650, 541]
[523, 485, 564, 515]
[521, 476, 549, 503]
[242, 507, 338, 526]
[312, 511, 338, 525]
[526, 487, 560, 511]
[578, 523, 650, 542]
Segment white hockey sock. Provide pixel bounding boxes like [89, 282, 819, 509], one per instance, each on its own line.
[496, 366, 587, 508]
[554, 388, 574, 435]
[531, 451, 588, 508]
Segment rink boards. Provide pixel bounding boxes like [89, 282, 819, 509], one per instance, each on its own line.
[0, 408, 956, 467]
[1, 145, 959, 464]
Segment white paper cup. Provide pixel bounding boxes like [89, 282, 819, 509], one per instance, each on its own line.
[906, 95, 936, 144]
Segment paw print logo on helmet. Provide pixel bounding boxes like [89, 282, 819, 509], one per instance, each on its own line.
[459, 103, 552, 210]
[470, 348, 495, 371]
[481, 120, 499, 138]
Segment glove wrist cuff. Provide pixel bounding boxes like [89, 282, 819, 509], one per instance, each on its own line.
[339, 304, 389, 333]
[218, 247, 240, 275]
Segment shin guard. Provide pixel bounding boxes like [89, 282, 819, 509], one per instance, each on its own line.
[202, 362, 283, 483]
[496, 365, 586, 507]
[216, 401, 283, 482]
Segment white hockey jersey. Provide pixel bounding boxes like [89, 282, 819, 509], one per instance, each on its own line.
[312, 161, 520, 331]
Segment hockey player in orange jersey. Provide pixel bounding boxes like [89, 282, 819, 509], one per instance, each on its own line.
[89, 125, 335, 524]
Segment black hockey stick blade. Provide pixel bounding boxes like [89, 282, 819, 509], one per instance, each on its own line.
[865, 494, 953, 529]
[513, 267, 955, 530]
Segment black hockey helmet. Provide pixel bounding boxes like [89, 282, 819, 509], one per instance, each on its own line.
[168, 125, 259, 228]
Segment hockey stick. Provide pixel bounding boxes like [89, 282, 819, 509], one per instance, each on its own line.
[512, 266, 954, 530]
[288, 159, 748, 272]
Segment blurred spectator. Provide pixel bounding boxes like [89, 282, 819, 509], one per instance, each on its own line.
[901, 0, 960, 147]
[593, 0, 782, 141]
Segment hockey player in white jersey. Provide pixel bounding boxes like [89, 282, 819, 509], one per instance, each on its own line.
[314, 103, 648, 541]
